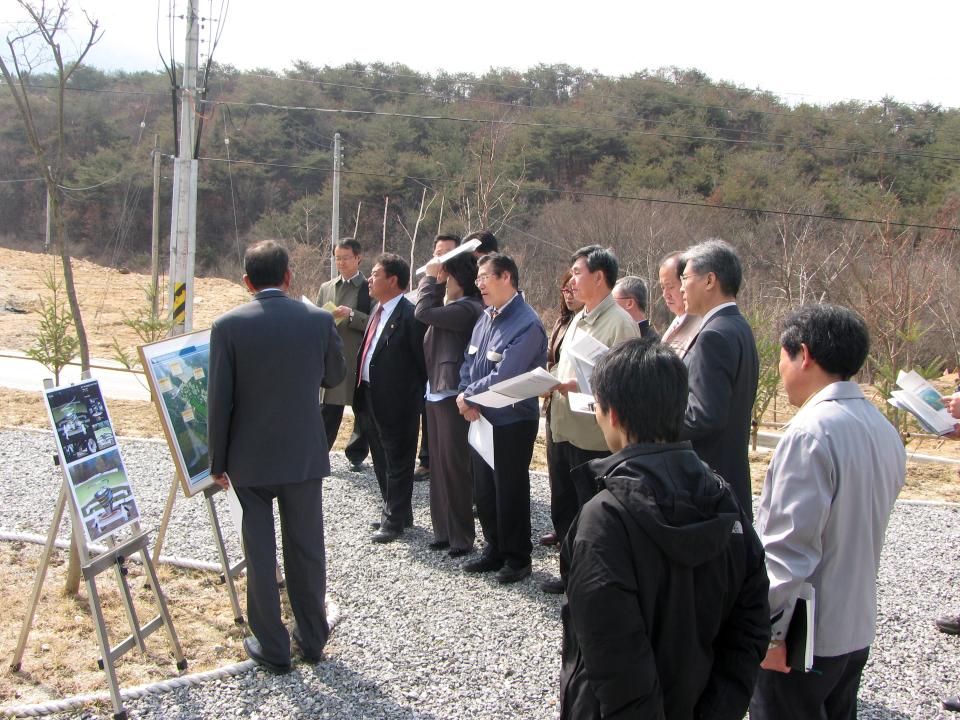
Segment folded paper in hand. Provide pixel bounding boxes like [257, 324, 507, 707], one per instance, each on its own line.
[468, 367, 558, 408]
[416, 238, 482, 275]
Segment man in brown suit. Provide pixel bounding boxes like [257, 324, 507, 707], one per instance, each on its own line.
[317, 238, 372, 471]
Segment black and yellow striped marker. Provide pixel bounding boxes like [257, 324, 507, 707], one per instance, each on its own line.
[172, 282, 186, 324]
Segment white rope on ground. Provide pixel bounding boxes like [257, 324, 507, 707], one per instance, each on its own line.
[0, 531, 221, 572]
[1, 534, 342, 718]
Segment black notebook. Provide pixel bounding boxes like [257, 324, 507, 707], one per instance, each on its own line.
[785, 583, 815, 672]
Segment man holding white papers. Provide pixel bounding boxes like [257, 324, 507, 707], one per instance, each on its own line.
[750, 304, 905, 720]
[316, 238, 371, 471]
[457, 253, 546, 584]
[543, 245, 638, 594]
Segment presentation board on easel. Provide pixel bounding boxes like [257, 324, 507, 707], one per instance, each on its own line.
[43, 379, 142, 545]
[138, 329, 214, 497]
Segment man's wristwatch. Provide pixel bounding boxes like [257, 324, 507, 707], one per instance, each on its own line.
[349, 310, 355, 323]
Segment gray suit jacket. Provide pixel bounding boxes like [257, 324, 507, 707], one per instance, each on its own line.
[208, 289, 346, 487]
[317, 274, 370, 406]
[678, 305, 759, 515]
[415, 277, 485, 394]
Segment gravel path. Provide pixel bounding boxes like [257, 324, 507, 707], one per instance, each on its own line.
[2, 427, 960, 719]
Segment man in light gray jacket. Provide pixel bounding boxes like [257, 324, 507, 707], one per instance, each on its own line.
[750, 304, 905, 720]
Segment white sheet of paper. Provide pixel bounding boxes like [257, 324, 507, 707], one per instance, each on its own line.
[468, 367, 558, 408]
[569, 392, 598, 415]
[467, 415, 496, 469]
[225, 484, 245, 540]
[567, 333, 609, 396]
[416, 238, 482, 275]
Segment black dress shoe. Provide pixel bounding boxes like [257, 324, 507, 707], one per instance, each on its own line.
[462, 555, 504, 573]
[495, 563, 532, 584]
[371, 527, 401, 543]
[447, 546, 471, 558]
[349, 462, 365, 473]
[944, 695, 960, 712]
[414, 465, 430, 482]
[243, 637, 291, 674]
[291, 631, 322, 664]
[540, 576, 565, 594]
[428, 540, 450, 550]
[937, 613, 960, 635]
[539, 532, 559, 546]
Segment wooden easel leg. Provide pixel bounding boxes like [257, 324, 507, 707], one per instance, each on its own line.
[151, 474, 180, 566]
[86, 574, 127, 720]
[204, 489, 245, 624]
[9, 487, 67, 671]
[139, 547, 187, 670]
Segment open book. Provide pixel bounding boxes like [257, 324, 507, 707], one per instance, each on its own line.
[887, 370, 956, 435]
[468, 367, 558, 408]
[785, 583, 816, 673]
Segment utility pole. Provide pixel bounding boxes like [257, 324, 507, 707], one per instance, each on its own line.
[44, 187, 51, 252]
[151, 134, 161, 320]
[330, 132, 341, 279]
[168, 0, 200, 335]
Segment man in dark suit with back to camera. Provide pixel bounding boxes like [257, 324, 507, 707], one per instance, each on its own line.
[678, 238, 759, 518]
[354, 253, 427, 544]
[316, 238, 372, 471]
[613, 275, 660, 342]
[208, 239, 345, 674]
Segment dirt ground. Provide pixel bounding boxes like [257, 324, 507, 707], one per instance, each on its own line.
[0, 540, 250, 708]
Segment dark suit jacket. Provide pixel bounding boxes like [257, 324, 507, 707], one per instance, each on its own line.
[356, 296, 427, 429]
[208, 290, 346, 487]
[638, 319, 661, 343]
[678, 305, 759, 515]
[415, 277, 485, 393]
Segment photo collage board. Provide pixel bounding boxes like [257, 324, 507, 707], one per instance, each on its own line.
[43, 378, 141, 544]
[138, 329, 213, 497]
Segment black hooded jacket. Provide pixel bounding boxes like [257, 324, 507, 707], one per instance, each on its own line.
[558, 441, 770, 720]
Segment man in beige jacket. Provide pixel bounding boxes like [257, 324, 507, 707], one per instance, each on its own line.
[542, 245, 639, 593]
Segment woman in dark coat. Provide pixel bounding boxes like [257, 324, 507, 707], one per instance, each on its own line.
[415, 252, 485, 556]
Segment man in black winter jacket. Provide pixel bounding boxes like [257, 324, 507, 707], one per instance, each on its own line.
[558, 338, 770, 719]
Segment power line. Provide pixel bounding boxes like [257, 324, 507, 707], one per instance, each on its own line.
[207, 98, 960, 163]
[194, 154, 960, 234]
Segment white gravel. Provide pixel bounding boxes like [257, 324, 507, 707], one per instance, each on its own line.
[1, 427, 959, 719]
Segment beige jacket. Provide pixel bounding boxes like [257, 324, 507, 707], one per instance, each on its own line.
[549, 292, 640, 451]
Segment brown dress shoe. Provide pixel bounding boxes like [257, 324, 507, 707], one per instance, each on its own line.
[936, 613, 960, 635]
[539, 532, 559, 546]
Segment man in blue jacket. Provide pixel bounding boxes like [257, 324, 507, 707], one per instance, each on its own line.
[457, 253, 547, 584]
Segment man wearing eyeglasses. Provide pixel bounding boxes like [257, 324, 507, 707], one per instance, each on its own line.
[678, 238, 759, 519]
[613, 275, 660, 342]
[457, 253, 546, 584]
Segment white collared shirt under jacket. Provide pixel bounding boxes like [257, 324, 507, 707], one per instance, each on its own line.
[756, 380, 906, 657]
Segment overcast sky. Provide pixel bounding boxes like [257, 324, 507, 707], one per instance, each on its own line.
[4, 0, 957, 108]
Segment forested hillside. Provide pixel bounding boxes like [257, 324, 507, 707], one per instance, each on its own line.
[3, 62, 960, 372]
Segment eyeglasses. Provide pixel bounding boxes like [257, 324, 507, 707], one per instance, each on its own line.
[680, 273, 699, 282]
[476, 273, 497, 284]
[612, 295, 629, 302]
[561, 287, 575, 295]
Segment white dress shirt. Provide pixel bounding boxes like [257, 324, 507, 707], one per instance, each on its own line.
[360, 293, 403, 383]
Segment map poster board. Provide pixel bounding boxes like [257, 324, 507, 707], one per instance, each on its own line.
[138, 329, 213, 497]
[43, 379, 141, 544]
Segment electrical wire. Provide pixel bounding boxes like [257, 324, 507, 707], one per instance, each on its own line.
[193, 154, 960, 234]
[206, 98, 960, 163]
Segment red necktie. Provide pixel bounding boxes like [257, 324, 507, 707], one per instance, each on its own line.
[358, 305, 383, 386]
